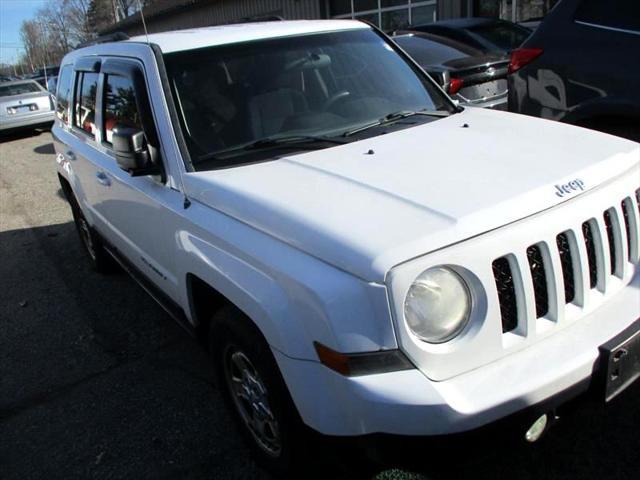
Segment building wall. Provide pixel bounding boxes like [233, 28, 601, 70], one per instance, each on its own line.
[110, 0, 551, 37]
[103, 0, 552, 35]
[120, 0, 323, 36]
[325, 1, 441, 30]
[438, 0, 465, 19]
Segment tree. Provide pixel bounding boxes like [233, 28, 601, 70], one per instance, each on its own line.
[20, 20, 44, 71]
[65, 0, 94, 45]
[15, 0, 155, 72]
[88, 0, 117, 34]
[40, 1, 73, 53]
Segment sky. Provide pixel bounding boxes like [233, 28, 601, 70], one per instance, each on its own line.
[0, 0, 48, 65]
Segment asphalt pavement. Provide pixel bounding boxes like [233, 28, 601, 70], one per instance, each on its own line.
[0, 129, 638, 480]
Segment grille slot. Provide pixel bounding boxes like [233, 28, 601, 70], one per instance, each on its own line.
[526, 244, 549, 318]
[582, 221, 598, 289]
[556, 232, 575, 304]
[603, 210, 617, 275]
[621, 199, 632, 261]
[492, 257, 518, 333]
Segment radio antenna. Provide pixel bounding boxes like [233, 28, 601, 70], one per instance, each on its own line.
[136, 0, 151, 45]
[133, 0, 191, 208]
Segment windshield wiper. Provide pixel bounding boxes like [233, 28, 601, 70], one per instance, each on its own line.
[197, 135, 347, 163]
[342, 109, 451, 137]
[244, 134, 347, 150]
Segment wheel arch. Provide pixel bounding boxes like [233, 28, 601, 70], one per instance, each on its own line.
[186, 272, 238, 347]
[178, 227, 396, 362]
[57, 172, 74, 203]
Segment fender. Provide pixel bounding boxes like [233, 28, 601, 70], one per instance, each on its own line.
[174, 200, 397, 361]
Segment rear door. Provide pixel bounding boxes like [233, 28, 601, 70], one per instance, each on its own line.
[61, 58, 106, 228]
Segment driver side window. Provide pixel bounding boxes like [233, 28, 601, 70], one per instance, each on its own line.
[103, 74, 142, 145]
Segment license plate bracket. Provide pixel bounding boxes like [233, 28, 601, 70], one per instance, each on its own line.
[599, 319, 640, 402]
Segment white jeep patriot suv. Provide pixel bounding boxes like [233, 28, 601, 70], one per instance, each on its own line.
[53, 20, 639, 476]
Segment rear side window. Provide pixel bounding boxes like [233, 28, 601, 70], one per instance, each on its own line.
[103, 74, 142, 144]
[56, 66, 72, 123]
[73, 72, 99, 137]
[575, 0, 640, 32]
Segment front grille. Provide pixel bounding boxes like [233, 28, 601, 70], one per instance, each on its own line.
[492, 257, 518, 333]
[492, 191, 639, 335]
[526, 245, 549, 318]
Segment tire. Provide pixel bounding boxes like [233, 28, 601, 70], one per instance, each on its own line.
[69, 197, 116, 273]
[209, 306, 320, 478]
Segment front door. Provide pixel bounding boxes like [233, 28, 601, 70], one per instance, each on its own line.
[89, 58, 182, 303]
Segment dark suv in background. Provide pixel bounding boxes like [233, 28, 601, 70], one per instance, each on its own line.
[508, 0, 640, 141]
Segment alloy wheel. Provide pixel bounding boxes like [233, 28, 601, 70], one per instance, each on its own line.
[224, 349, 282, 457]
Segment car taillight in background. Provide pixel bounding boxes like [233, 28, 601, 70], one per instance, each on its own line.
[449, 77, 464, 95]
[508, 48, 544, 74]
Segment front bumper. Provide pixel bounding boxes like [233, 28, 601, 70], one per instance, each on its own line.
[275, 270, 639, 436]
[0, 111, 55, 131]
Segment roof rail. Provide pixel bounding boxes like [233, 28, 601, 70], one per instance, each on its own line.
[230, 14, 285, 25]
[77, 32, 130, 49]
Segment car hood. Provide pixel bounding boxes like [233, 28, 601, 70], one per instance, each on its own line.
[184, 108, 640, 282]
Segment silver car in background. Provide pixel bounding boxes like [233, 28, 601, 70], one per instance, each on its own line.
[0, 80, 55, 133]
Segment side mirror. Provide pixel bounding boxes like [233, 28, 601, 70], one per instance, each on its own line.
[112, 124, 157, 176]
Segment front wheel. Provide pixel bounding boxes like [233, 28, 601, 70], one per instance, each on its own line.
[209, 307, 317, 477]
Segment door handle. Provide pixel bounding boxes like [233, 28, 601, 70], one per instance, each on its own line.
[96, 171, 111, 186]
[66, 151, 76, 161]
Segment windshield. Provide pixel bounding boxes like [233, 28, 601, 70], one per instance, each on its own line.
[0, 82, 42, 97]
[467, 21, 531, 51]
[164, 28, 453, 170]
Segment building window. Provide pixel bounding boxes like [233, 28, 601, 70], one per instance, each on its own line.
[382, 7, 409, 30]
[474, 0, 559, 23]
[328, 0, 437, 30]
[411, 4, 437, 25]
[329, 0, 351, 16]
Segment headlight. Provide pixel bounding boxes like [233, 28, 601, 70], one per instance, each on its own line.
[403, 266, 471, 343]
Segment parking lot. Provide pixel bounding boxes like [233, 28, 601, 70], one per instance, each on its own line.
[1, 129, 639, 480]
